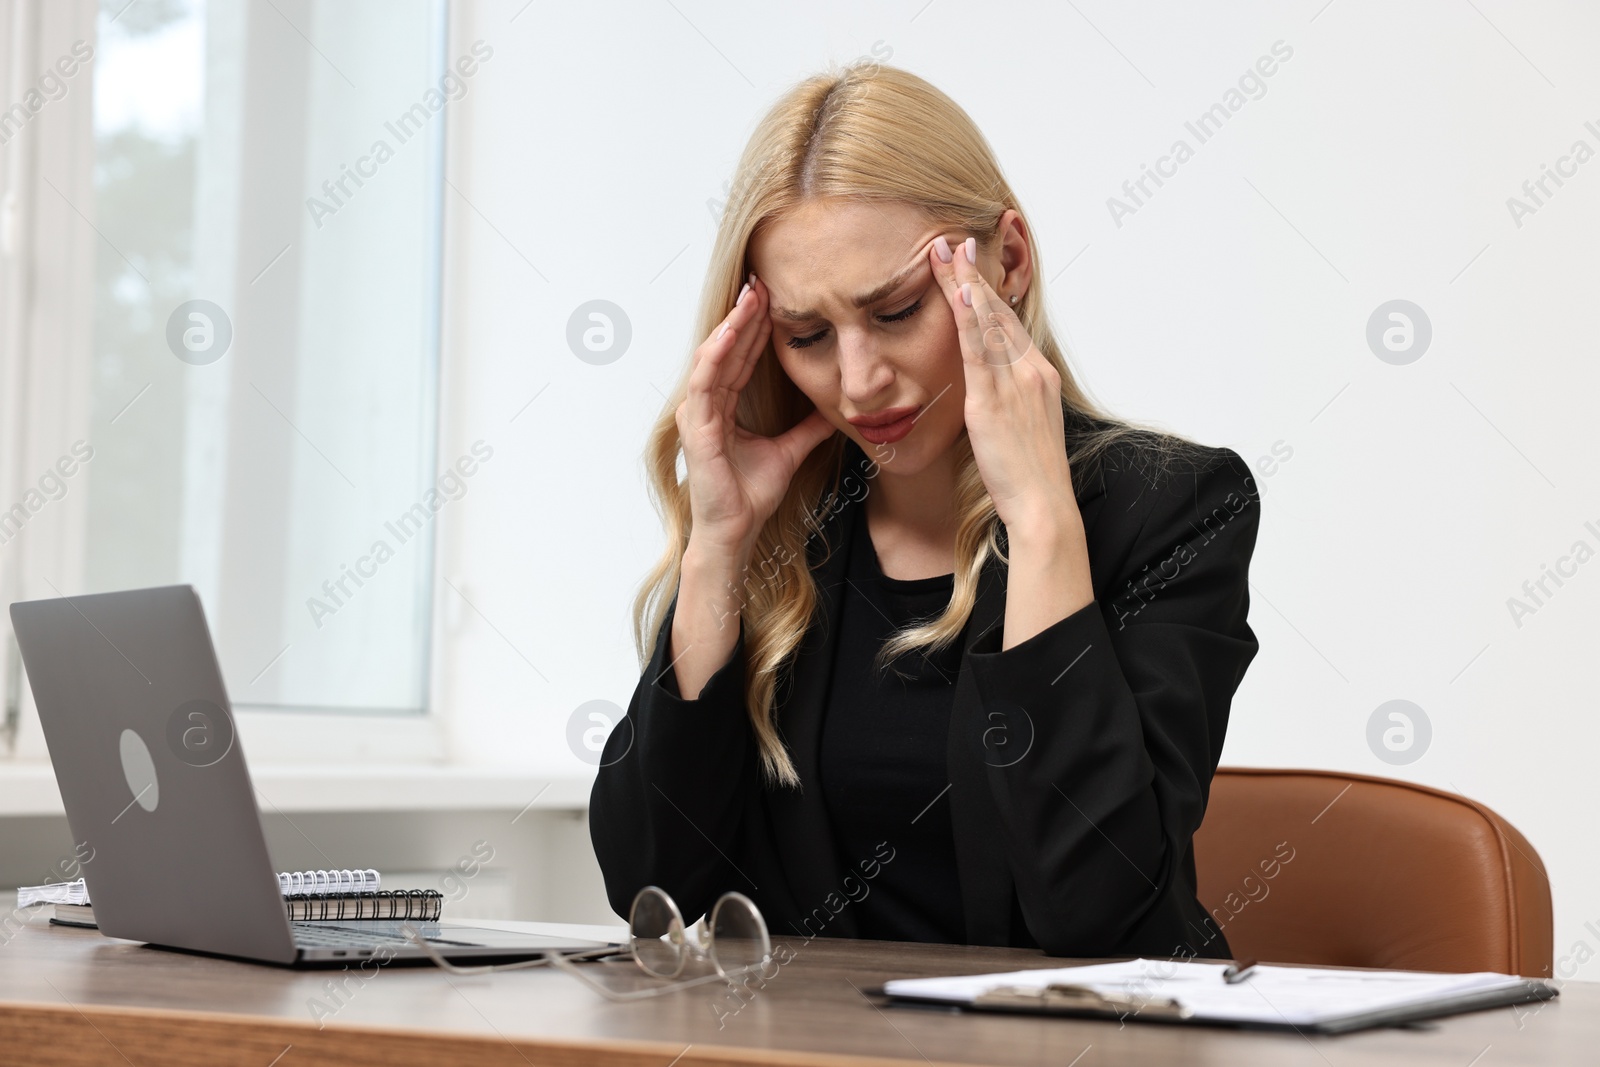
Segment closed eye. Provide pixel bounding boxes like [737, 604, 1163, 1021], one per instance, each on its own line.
[785, 297, 925, 350]
[879, 297, 924, 325]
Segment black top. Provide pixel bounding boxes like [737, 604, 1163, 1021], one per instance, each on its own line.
[818, 512, 965, 943]
[590, 425, 1260, 959]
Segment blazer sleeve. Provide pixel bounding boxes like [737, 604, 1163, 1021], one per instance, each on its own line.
[962, 446, 1261, 956]
[587, 595, 759, 921]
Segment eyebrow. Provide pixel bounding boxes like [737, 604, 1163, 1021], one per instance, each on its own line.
[769, 260, 927, 323]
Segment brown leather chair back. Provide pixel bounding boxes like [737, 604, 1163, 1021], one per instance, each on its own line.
[1193, 768, 1552, 976]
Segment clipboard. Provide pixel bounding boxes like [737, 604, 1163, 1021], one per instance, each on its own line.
[872, 959, 1560, 1034]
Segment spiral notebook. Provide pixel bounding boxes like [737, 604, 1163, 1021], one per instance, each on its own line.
[22, 869, 444, 926]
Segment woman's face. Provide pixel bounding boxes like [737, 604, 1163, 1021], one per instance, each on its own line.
[748, 198, 976, 477]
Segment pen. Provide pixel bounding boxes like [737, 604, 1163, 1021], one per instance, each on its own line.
[1222, 958, 1258, 984]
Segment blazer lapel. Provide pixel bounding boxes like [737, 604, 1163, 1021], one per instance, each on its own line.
[948, 428, 1113, 946]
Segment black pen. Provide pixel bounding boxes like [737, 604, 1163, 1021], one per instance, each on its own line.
[1222, 957, 1258, 984]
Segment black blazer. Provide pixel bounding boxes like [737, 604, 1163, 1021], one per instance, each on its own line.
[590, 413, 1262, 959]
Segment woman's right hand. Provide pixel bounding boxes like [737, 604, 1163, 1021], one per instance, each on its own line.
[676, 272, 834, 560]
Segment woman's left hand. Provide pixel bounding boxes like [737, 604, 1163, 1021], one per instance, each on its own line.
[928, 234, 1081, 541]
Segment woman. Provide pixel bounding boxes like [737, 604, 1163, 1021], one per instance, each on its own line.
[589, 61, 1261, 960]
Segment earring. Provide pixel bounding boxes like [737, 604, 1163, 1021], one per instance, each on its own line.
[1009, 294, 1020, 305]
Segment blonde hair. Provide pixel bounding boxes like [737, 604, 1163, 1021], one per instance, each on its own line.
[635, 60, 1207, 787]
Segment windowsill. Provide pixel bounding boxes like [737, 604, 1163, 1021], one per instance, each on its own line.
[0, 764, 592, 816]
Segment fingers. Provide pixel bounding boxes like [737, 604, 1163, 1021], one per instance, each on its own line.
[696, 273, 774, 429]
[686, 276, 764, 435]
[727, 274, 773, 399]
[684, 327, 730, 441]
[946, 236, 1026, 370]
[928, 236, 982, 366]
[928, 235, 997, 411]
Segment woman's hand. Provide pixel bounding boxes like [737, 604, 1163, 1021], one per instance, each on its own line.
[927, 235, 1079, 540]
[678, 273, 834, 560]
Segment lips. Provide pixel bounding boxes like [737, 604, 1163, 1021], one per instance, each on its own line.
[848, 405, 921, 446]
[847, 404, 919, 428]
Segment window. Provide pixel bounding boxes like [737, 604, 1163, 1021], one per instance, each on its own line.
[3, 0, 450, 732]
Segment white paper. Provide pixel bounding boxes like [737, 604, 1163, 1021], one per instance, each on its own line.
[882, 958, 1531, 1027]
[17, 879, 90, 908]
[17, 867, 383, 909]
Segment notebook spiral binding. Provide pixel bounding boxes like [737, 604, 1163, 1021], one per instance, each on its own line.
[277, 868, 381, 896]
[284, 888, 444, 922]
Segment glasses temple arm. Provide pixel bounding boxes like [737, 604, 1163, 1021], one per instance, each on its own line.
[545, 951, 742, 1001]
[399, 924, 621, 976]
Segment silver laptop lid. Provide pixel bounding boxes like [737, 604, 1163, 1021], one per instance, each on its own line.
[10, 584, 298, 964]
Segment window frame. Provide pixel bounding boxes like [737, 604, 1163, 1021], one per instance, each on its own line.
[0, 0, 467, 774]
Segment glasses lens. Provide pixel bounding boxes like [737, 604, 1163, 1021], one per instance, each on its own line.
[629, 887, 685, 978]
[709, 893, 770, 979]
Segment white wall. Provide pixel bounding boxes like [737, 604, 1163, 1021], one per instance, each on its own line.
[433, 0, 1600, 974]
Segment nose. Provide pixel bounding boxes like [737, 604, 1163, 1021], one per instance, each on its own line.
[836, 331, 894, 406]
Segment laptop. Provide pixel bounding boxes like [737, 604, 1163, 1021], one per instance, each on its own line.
[9, 583, 622, 967]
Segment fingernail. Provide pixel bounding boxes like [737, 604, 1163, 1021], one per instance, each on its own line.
[737, 283, 751, 305]
[749, 272, 757, 286]
[964, 237, 976, 264]
[933, 236, 953, 263]
[716, 322, 730, 339]
[961, 282, 972, 307]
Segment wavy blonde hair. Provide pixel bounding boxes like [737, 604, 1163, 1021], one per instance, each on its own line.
[635, 60, 1205, 787]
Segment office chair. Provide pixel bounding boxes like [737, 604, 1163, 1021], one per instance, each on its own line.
[1193, 767, 1553, 977]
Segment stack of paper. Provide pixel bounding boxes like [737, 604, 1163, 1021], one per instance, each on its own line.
[882, 958, 1553, 1031]
[16, 880, 90, 908]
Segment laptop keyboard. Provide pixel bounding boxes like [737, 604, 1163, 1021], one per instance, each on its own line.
[292, 922, 482, 949]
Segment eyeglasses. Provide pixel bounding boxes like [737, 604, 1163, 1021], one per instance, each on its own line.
[402, 885, 772, 1002]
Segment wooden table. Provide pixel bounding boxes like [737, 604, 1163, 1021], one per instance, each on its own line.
[0, 910, 1589, 1066]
